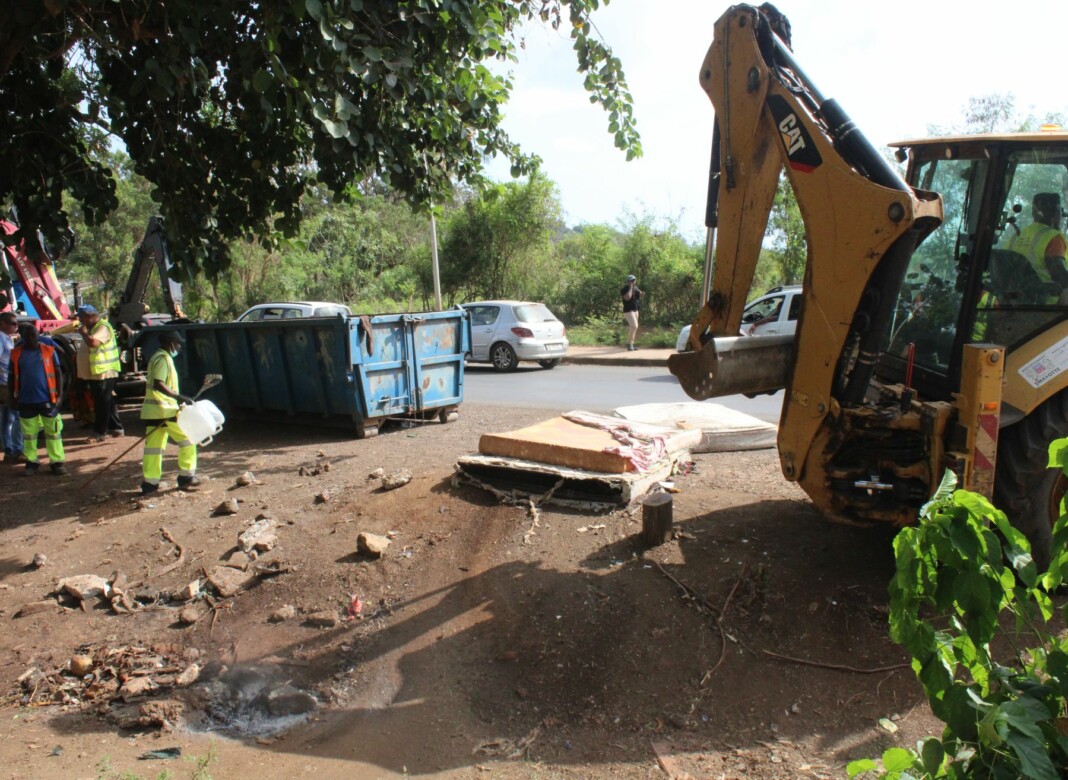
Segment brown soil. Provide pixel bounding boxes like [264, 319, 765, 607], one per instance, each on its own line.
[0, 403, 940, 779]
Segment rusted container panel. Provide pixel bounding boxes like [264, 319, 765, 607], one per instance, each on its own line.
[136, 309, 469, 437]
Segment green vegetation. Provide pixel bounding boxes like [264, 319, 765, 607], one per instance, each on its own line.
[2, 1, 639, 275]
[53, 147, 804, 339]
[848, 441, 1068, 779]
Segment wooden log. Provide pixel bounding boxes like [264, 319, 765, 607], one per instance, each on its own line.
[642, 493, 673, 547]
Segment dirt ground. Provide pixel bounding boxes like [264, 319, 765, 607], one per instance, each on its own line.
[0, 402, 942, 779]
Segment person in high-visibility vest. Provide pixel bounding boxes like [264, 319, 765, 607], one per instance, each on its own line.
[76, 304, 124, 442]
[1006, 192, 1068, 303]
[139, 330, 198, 495]
[7, 323, 67, 476]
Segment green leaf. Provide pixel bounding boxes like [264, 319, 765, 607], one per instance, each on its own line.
[1005, 728, 1059, 780]
[881, 746, 915, 772]
[1048, 438, 1068, 470]
[305, 0, 322, 18]
[846, 758, 878, 778]
[920, 737, 944, 774]
[253, 69, 273, 94]
[920, 469, 958, 517]
[323, 119, 348, 139]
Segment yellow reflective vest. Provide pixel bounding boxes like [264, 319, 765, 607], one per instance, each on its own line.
[88, 320, 121, 376]
[141, 350, 180, 419]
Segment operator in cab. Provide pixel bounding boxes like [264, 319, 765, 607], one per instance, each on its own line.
[1007, 192, 1068, 301]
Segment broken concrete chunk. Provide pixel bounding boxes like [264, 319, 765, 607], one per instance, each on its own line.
[58, 574, 110, 601]
[178, 606, 202, 625]
[173, 579, 201, 602]
[32, 553, 47, 569]
[264, 685, 318, 716]
[304, 611, 339, 628]
[368, 467, 384, 480]
[14, 600, 58, 618]
[268, 604, 297, 623]
[120, 676, 156, 699]
[357, 532, 391, 558]
[206, 566, 256, 598]
[224, 550, 250, 570]
[70, 654, 94, 676]
[235, 471, 255, 487]
[314, 490, 335, 504]
[381, 469, 412, 490]
[214, 498, 240, 516]
[176, 663, 201, 687]
[239, 517, 277, 553]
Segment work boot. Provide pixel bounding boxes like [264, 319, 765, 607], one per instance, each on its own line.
[23, 461, 40, 476]
[50, 462, 69, 476]
[108, 428, 125, 438]
[177, 475, 202, 490]
[141, 482, 159, 495]
[87, 433, 106, 443]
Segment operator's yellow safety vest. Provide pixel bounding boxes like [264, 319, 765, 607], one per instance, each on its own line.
[141, 350, 180, 419]
[88, 319, 121, 376]
[1008, 223, 1062, 289]
[972, 290, 998, 341]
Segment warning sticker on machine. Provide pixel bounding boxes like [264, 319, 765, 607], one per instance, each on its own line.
[1018, 335, 1068, 388]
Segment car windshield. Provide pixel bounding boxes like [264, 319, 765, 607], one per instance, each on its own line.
[514, 304, 556, 323]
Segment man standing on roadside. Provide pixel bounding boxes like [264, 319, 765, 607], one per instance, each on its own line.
[140, 330, 198, 495]
[620, 274, 642, 351]
[0, 311, 24, 461]
[8, 323, 67, 475]
[76, 304, 123, 442]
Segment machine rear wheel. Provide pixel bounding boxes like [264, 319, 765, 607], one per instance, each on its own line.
[994, 391, 1068, 571]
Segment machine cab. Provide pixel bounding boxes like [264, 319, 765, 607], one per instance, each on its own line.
[881, 131, 1068, 399]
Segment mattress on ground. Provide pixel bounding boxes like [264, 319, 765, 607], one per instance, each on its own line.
[612, 402, 777, 453]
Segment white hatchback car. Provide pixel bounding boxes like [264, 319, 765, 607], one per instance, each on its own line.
[235, 301, 351, 322]
[676, 285, 802, 351]
[462, 300, 569, 371]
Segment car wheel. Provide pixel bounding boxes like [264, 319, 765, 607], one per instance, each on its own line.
[490, 342, 518, 372]
[538, 359, 560, 369]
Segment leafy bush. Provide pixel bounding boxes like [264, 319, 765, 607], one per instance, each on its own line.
[848, 440, 1068, 779]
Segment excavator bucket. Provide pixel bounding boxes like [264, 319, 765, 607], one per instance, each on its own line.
[668, 334, 795, 401]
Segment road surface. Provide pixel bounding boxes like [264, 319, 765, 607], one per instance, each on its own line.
[463, 363, 784, 423]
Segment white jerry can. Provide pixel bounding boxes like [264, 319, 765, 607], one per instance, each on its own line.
[176, 400, 226, 447]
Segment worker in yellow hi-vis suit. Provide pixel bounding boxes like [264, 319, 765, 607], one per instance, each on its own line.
[140, 331, 197, 495]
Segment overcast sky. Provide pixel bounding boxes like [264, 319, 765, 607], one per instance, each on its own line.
[486, 0, 1068, 240]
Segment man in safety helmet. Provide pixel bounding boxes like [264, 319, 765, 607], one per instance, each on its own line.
[1007, 192, 1068, 302]
[76, 304, 124, 441]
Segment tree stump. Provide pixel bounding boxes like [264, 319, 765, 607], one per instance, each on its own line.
[642, 493, 674, 547]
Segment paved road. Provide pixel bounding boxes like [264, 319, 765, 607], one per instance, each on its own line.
[463, 363, 784, 423]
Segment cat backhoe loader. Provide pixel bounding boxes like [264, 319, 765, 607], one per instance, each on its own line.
[670, 4, 1068, 564]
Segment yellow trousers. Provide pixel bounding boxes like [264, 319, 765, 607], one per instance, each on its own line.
[142, 419, 196, 485]
[21, 412, 65, 465]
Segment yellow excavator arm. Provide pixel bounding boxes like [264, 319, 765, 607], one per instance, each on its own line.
[670, 3, 942, 485]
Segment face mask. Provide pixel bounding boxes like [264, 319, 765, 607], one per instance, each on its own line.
[169, 349, 180, 358]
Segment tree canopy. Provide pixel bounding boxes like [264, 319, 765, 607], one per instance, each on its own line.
[1, 0, 639, 275]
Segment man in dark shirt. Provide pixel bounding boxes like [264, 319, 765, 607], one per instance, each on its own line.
[620, 274, 642, 351]
[7, 323, 67, 475]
